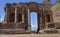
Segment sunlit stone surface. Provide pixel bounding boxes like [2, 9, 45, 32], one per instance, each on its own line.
[51, 3, 60, 22]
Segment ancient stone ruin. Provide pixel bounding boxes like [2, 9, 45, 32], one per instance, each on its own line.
[0, 0, 60, 34]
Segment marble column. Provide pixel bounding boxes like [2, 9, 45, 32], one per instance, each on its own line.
[15, 7, 17, 29]
[5, 8, 7, 23]
[15, 7, 17, 23]
[27, 8, 31, 32]
[22, 7, 24, 23]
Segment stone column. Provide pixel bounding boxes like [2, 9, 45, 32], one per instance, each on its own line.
[22, 7, 24, 23]
[45, 16, 48, 29]
[4, 8, 7, 23]
[45, 10, 48, 29]
[27, 8, 31, 32]
[45, 15, 48, 29]
[15, 7, 17, 23]
[15, 7, 17, 29]
[43, 8, 45, 29]
[40, 11, 43, 30]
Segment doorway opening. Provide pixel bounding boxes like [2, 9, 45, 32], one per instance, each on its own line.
[30, 12, 38, 31]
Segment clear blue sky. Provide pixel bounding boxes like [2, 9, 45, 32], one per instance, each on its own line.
[0, 0, 56, 31]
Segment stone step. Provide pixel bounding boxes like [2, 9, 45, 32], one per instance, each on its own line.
[0, 29, 30, 34]
[39, 28, 58, 34]
[44, 29, 58, 34]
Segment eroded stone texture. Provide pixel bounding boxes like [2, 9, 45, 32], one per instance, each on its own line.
[0, 0, 56, 33]
[51, 3, 60, 22]
[51, 1, 60, 29]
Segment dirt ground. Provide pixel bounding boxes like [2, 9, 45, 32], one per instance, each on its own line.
[0, 34, 60, 37]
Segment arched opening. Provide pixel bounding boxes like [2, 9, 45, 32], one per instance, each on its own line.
[30, 12, 38, 31]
